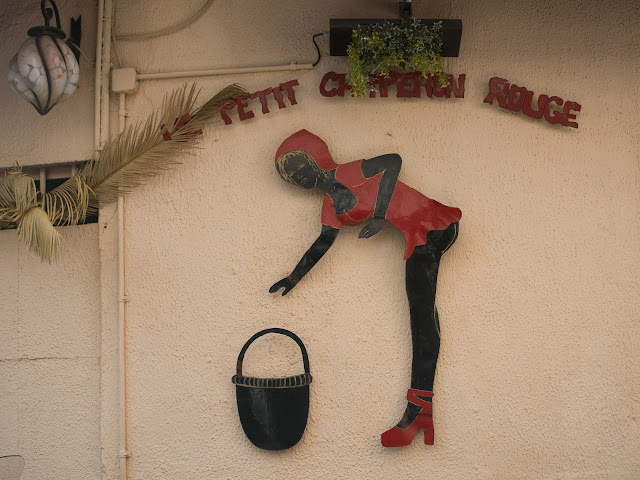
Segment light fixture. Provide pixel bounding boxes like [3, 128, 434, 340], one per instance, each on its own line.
[7, 0, 81, 115]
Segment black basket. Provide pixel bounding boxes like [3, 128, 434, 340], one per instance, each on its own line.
[232, 328, 312, 450]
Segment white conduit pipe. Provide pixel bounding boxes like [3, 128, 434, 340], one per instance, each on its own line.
[119, 93, 126, 133]
[94, 0, 104, 150]
[101, 0, 113, 150]
[95, 1, 129, 479]
[109, 11, 131, 480]
[136, 62, 313, 81]
[111, 22, 315, 480]
[117, 92, 129, 480]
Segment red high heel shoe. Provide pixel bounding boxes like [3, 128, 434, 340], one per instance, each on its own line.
[381, 389, 434, 447]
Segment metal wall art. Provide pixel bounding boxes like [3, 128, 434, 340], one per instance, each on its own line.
[319, 71, 466, 98]
[220, 80, 299, 125]
[270, 130, 461, 447]
[232, 328, 312, 450]
[484, 76, 582, 128]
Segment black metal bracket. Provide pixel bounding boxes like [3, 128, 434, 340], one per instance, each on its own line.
[68, 16, 81, 63]
[329, 18, 463, 57]
[399, 1, 413, 20]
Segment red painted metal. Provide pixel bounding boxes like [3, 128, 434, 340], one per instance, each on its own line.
[159, 114, 202, 140]
[220, 79, 299, 125]
[319, 71, 466, 99]
[484, 77, 582, 128]
[279, 80, 299, 105]
[381, 389, 434, 447]
[220, 99, 237, 125]
[271, 86, 287, 109]
[236, 96, 255, 121]
[250, 87, 273, 114]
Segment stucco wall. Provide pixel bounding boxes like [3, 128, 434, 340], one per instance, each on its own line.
[1, 0, 639, 479]
[0, 225, 101, 480]
[0, 1, 101, 479]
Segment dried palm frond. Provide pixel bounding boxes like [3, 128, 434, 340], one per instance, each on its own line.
[43, 173, 92, 226]
[2, 82, 246, 262]
[0, 170, 37, 211]
[82, 83, 246, 208]
[0, 207, 22, 229]
[82, 84, 199, 207]
[0, 173, 14, 208]
[17, 207, 61, 263]
[190, 84, 246, 125]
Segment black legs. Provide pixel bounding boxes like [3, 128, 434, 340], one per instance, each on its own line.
[405, 222, 458, 391]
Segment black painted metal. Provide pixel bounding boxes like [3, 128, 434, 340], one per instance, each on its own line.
[28, 0, 66, 39]
[329, 18, 463, 57]
[399, 1, 413, 20]
[232, 328, 312, 451]
[68, 16, 82, 62]
[397, 222, 458, 427]
[270, 224, 339, 296]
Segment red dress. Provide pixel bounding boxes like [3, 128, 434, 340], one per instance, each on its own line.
[276, 130, 462, 260]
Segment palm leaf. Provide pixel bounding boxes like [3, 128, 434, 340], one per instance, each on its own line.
[0, 207, 22, 229]
[17, 206, 61, 263]
[81, 83, 246, 208]
[0, 170, 37, 211]
[43, 173, 92, 226]
[190, 84, 247, 125]
[0, 170, 39, 230]
[4, 82, 246, 262]
[82, 84, 199, 206]
[0, 173, 14, 208]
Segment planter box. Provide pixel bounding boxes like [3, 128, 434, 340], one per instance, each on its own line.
[329, 18, 463, 57]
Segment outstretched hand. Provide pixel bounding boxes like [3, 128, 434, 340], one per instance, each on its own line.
[358, 219, 384, 239]
[269, 276, 297, 296]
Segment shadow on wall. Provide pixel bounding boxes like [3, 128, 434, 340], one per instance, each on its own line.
[0, 456, 24, 480]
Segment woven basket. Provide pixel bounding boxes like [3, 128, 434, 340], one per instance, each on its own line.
[232, 328, 312, 450]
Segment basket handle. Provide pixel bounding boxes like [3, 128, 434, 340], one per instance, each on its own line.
[236, 328, 310, 377]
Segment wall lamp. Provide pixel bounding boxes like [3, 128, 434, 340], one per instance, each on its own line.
[7, 0, 81, 115]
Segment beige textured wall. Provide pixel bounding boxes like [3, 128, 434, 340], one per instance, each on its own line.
[1, 0, 639, 479]
[0, 1, 101, 479]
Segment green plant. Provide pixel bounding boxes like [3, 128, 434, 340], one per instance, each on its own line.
[0, 83, 246, 262]
[347, 19, 448, 97]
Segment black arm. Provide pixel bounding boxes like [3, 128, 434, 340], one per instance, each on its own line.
[269, 224, 340, 296]
[361, 153, 402, 219]
[358, 153, 401, 238]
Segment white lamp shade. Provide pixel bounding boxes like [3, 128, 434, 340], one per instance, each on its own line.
[8, 35, 79, 115]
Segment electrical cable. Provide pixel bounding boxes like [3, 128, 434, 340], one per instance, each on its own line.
[115, 0, 215, 40]
[66, 40, 96, 65]
[111, 28, 122, 68]
[312, 31, 328, 67]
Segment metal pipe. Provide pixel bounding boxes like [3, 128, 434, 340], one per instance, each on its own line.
[119, 92, 126, 132]
[94, 0, 104, 151]
[117, 192, 127, 480]
[136, 62, 313, 80]
[39, 168, 46, 195]
[100, 0, 112, 150]
[117, 93, 129, 480]
[97, 2, 129, 479]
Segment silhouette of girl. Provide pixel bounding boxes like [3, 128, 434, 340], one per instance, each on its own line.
[269, 130, 461, 447]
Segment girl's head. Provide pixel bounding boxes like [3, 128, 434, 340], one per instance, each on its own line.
[276, 149, 323, 189]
